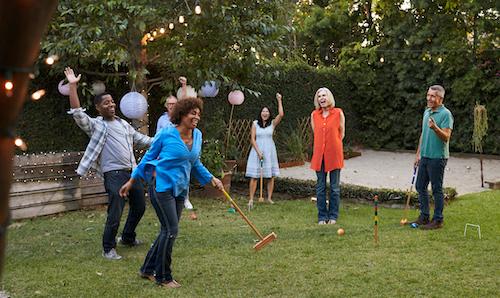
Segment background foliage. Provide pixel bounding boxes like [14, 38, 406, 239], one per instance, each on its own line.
[17, 0, 499, 154]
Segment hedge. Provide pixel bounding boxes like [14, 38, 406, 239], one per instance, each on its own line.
[231, 173, 458, 206]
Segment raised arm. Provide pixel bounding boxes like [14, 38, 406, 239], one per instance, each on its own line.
[272, 93, 284, 127]
[64, 67, 82, 109]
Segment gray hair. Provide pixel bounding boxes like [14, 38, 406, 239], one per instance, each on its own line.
[429, 85, 445, 99]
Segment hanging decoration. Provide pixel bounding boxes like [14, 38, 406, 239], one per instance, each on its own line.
[177, 85, 197, 100]
[58, 80, 70, 96]
[228, 90, 245, 105]
[199, 81, 219, 98]
[119, 91, 148, 119]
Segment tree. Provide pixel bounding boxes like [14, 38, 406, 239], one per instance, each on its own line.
[42, 0, 291, 133]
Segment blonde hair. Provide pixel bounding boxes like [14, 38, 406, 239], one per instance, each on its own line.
[313, 87, 335, 109]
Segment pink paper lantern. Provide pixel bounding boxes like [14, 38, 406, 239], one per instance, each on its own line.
[58, 80, 70, 96]
[228, 90, 244, 105]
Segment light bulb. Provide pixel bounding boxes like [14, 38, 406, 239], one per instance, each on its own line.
[169, 23, 174, 30]
[159, 28, 165, 34]
[179, 15, 185, 23]
[31, 89, 46, 100]
[195, 5, 202, 14]
[438, 57, 443, 63]
[379, 57, 384, 63]
[4, 80, 13, 90]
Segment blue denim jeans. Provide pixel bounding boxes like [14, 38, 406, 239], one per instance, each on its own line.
[415, 157, 447, 221]
[141, 184, 185, 283]
[315, 161, 341, 222]
[102, 170, 146, 253]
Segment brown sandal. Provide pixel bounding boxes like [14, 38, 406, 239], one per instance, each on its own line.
[159, 279, 181, 288]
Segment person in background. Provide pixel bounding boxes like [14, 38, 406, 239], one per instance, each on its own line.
[245, 93, 284, 209]
[310, 87, 345, 225]
[411, 85, 453, 230]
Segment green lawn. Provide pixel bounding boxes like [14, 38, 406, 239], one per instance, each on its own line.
[3, 190, 500, 297]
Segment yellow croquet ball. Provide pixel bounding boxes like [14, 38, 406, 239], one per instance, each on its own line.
[400, 218, 408, 225]
[337, 228, 345, 236]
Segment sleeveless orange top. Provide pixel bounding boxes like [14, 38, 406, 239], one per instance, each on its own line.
[310, 108, 344, 172]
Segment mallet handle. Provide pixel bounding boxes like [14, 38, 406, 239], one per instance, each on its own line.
[222, 189, 265, 240]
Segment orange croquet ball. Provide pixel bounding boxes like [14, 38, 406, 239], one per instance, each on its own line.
[189, 213, 198, 220]
[337, 228, 345, 236]
[400, 219, 408, 225]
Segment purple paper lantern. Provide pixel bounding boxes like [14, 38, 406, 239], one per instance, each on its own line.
[228, 90, 244, 105]
[58, 80, 70, 96]
[119, 91, 148, 120]
[199, 81, 219, 98]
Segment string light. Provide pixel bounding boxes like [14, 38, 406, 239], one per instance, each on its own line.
[31, 89, 46, 100]
[152, 31, 157, 37]
[179, 15, 185, 23]
[159, 27, 166, 34]
[379, 57, 385, 63]
[273, 52, 277, 57]
[438, 57, 443, 63]
[4, 80, 13, 91]
[45, 55, 58, 65]
[14, 138, 27, 151]
[169, 23, 174, 30]
[195, 5, 202, 15]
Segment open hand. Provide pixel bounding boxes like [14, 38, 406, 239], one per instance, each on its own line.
[64, 67, 81, 84]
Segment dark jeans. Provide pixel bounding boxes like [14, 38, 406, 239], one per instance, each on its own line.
[415, 157, 447, 221]
[102, 170, 145, 253]
[315, 161, 341, 222]
[141, 185, 184, 283]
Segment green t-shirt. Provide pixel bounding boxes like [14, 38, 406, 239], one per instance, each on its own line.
[420, 105, 454, 159]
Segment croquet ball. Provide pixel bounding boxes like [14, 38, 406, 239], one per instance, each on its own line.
[337, 228, 345, 236]
[400, 219, 408, 225]
[189, 213, 198, 220]
[228, 207, 236, 214]
[410, 223, 419, 229]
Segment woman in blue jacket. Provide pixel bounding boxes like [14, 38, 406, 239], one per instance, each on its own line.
[120, 97, 223, 288]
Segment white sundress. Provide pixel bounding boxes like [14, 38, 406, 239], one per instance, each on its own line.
[245, 120, 280, 178]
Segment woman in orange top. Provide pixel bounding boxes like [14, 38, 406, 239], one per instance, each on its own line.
[310, 87, 345, 225]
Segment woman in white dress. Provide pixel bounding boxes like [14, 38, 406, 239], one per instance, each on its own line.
[246, 93, 284, 208]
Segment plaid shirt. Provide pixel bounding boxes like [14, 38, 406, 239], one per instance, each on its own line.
[68, 108, 152, 177]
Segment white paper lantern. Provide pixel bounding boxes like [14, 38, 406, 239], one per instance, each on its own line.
[228, 90, 245, 105]
[119, 91, 148, 119]
[177, 85, 197, 100]
[58, 80, 70, 96]
[199, 81, 219, 98]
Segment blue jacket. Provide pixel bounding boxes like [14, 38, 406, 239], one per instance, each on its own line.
[132, 126, 213, 196]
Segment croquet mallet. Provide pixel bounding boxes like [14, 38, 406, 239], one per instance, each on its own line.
[221, 189, 277, 251]
[258, 157, 265, 202]
[400, 165, 418, 225]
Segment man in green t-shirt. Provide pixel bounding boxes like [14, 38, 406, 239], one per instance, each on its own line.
[411, 85, 454, 230]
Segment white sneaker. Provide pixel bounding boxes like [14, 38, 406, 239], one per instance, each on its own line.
[184, 198, 194, 210]
[102, 248, 122, 260]
[318, 220, 327, 225]
[328, 219, 337, 225]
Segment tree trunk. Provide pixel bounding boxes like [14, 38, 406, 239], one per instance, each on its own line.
[0, 0, 58, 279]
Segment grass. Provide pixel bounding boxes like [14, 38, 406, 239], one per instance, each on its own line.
[2, 190, 500, 297]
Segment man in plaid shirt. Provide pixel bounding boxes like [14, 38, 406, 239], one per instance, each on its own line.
[65, 67, 152, 260]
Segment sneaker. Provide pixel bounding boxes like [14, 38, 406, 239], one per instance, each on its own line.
[328, 219, 337, 225]
[102, 248, 122, 260]
[318, 220, 327, 225]
[138, 271, 156, 282]
[184, 199, 194, 210]
[117, 237, 143, 247]
[409, 217, 430, 226]
[420, 220, 443, 230]
[159, 279, 181, 288]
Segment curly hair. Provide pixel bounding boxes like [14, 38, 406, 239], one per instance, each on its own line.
[170, 97, 204, 125]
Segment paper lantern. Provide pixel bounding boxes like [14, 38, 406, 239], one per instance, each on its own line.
[177, 85, 197, 100]
[228, 90, 244, 105]
[58, 80, 70, 96]
[199, 81, 219, 98]
[119, 91, 148, 119]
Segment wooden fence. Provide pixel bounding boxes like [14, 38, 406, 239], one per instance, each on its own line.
[9, 152, 107, 219]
